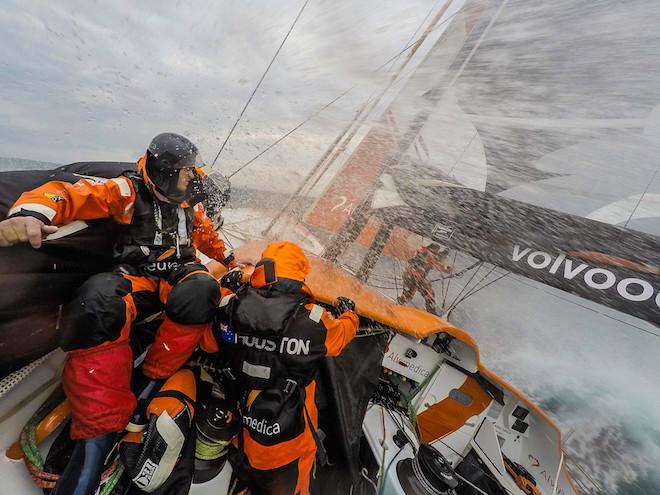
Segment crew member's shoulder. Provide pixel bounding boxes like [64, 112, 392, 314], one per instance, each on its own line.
[303, 301, 325, 324]
[121, 173, 154, 201]
[121, 171, 143, 189]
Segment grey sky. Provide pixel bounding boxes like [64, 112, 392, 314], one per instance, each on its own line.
[0, 0, 437, 187]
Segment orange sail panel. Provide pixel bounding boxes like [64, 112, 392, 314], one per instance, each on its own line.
[304, 123, 397, 233]
[417, 376, 492, 443]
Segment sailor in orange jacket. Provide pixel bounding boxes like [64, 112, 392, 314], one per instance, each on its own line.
[397, 243, 451, 315]
[0, 133, 235, 495]
[203, 241, 359, 495]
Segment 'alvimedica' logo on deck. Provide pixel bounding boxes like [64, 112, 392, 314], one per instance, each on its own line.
[385, 351, 430, 378]
[511, 245, 659, 308]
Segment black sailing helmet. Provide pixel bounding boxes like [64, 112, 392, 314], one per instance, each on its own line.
[143, 132, 205, 203]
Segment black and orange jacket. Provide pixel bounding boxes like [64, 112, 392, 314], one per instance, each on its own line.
[209, 240, 357, 388]
[202, 241, 359, 476]
[211, 279, 358, 389]
[7, 167, 231, 267]
[207, 277, 358, 467]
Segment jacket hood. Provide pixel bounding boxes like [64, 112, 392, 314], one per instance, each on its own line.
[257, 241, 311, 284]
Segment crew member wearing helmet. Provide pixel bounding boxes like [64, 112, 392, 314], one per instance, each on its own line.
[0, 133, 235, 495]
[203, 241, 359, 495]
[397, 243, 451, 315]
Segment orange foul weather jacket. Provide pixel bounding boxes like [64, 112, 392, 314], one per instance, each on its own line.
[7, 168, 230, 265]
[7, 165, 232, 439]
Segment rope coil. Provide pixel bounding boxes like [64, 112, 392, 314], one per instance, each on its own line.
[17, 385, 123, 492]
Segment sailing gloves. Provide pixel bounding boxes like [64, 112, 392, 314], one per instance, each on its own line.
[336, 296, 356, 315]
[220, 267, 245, 292]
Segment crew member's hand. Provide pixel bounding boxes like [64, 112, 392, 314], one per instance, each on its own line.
[0, 217, 58, 248]
[336, 296, 356, 314]
[220, 267, 245, 292]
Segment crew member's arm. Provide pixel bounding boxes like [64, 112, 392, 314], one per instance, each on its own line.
[0, 176, 136, 248]
[318, 297, 360, 357]
[192, 205, 236, 267]
[199, 288, 235, 353]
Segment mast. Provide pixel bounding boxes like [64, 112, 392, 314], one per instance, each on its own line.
[272, 0, 467, 246]
[316, 0, 498, 272]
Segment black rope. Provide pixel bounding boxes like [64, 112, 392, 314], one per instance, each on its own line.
[211, 0, 311, 168]
[447, 271, 510, 316]
[429, 260, 482, 283]
[445, 264, 497, 315]
[442, 261, 483, 312]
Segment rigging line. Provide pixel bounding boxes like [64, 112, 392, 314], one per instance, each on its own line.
[219, 228, 234, 249]
[263, 97, 372, 235]
[622, 160, 660, 230]
[446, 269, 498, 312]
[561, 451, 610, 495]
[447, 130, 478, 178]
[329, 2, 433, 200]
[444, 260, 484, 312]
[453, 474, 491, 495]
[290, 0, 434, 202]
[366, 271, 400, 282]
[222, 224, 261, 237]
[373, 4, 466, 73]
[210, 0, 311, 168]
[446, 265, 497, 313]
[440, 267, 449, 310]
[491, 268, 660, 340]
[392, 256, 401, 296]
[222, 218, 268, 232]
[448, 0, 509, 88]
[441, 250, 459, 309]
[445, 264, 497, 314]
[221, 229, 261, 243]
[227, 89, 350, 179]
[223, 215, 275, 227]
[368, 283, 400, 291]
[229, 4, 468, 179]
[384, 0, 441, 73]
[429, 260, 482, 282]
[440, 275, 448, 310]
[384, 407, 418, 453]
[448, 271, 510, 313]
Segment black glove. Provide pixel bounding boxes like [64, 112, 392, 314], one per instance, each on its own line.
[336, 296, 356, 315]
[220, 268, 244, 292]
